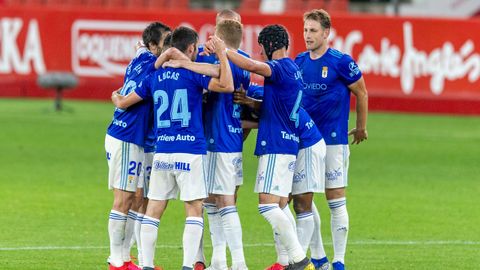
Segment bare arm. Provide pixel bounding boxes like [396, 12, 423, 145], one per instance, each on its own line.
[163, 60, 220, 78]
[154, 47, 190, 69]
[348, 76, 368, 144]
[111, 90, 143, 110]
[203, 36, 271, 77]
[226, 49, 272, 77]
[207, 37, 234, 93]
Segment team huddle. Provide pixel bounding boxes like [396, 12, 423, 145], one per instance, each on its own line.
[105, 8, 368, 270]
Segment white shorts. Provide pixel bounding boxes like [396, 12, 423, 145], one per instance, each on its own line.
[105, 134, 144, 192]
[325, 144, 350, 189]
[292, 139, 326, 195]
[254, 154, 296, 197]
[205, 152, 243, 195]
[138, 151, 154, 197]
[148, 153, 208, 201]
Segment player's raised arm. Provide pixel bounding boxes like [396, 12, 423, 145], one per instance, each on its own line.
[225, 48, 271, 77]
[348, 76, 368, 144]
[154, 47, 190, 69]
[163, 60, 220, 78]
[206, 36, 234, 93]
[111, 90, 143, 110]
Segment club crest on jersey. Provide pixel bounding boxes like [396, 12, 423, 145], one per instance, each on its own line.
[322, 66, 328, 78]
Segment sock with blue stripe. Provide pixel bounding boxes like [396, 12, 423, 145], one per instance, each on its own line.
[183, 217, 204, 268]
[296, 211, 314, 252]
[328, 198, 348, 264]
[219, 206, 246, 268]
[310, 202, 327, 261]
[134, 212, 144, 267]
[140, 215, 160, 268]
[205, 203, 227, 269]
[108, 210, 127, 267]
[122, 210, 137, 262]
[259, 203, 305, 264]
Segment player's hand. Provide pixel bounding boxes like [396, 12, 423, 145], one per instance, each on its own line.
[135, 40, 145, 50]
[211, 36, 226, 55]
[233, 87, 248, 105]
[200, 36, 217, 56]
[348, 128, 368, 144]
[162, 60, 185, 69]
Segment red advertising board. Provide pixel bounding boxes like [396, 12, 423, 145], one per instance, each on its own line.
[1, 6, 480, 114]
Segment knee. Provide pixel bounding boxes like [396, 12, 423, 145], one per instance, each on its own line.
[293, 197, 312, 214]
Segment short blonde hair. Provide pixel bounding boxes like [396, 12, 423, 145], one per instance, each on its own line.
[216, 19, 243, 49]
[303, 9, 331, 29]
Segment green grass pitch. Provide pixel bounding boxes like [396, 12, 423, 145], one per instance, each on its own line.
[0, 98, 479, 269]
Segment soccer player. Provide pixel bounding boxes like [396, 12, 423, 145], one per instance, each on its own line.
[295, 9, 369, 270]
[164, 19, 250, 270]
[105, 22, 171, 270]
[203, 24, 315, 270]
[233, 85, 327, 270]
[111, 26, 234, 270]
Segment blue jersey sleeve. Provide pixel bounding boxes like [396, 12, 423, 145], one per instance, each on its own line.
[135, 74, 152, 100]
[265, 60, 282, 81]
[337, 54, 362, 86]
[247, 83, 264, 99]
[192, 72, 213, 90]
[241, 70, 250, 90]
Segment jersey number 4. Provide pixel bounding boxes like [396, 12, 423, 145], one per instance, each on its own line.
[154, 89, 191, 128]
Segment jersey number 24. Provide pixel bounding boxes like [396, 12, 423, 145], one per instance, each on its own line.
[154, 89, 191, 128]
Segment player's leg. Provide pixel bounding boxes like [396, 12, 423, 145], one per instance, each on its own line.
[141, 153, 177, 269]
[178, 153, 208, 270]
[204, 152, 227, 269]
[105, 135, 142, 269]
[255, 154, 312, 269]
[213, 152, 247, 270]
[325, 145, 350, 270]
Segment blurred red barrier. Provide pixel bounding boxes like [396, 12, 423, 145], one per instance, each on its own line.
[1, 6, 479, 114]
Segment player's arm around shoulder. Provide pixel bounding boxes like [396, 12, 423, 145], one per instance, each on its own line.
[207, 37, 234, 93]
[111, 88, 143, 110]
[348, 75, 368, 144]
[225, 48, 272, 77]
[164, 60, 220, 78]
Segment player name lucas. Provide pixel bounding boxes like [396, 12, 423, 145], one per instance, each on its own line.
[157, 134, 196, 142]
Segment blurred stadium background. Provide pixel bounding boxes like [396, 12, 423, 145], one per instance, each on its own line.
[1, 0, 479, 269]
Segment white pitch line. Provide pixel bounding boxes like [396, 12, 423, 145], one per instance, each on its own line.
[1, 240, 479, 251]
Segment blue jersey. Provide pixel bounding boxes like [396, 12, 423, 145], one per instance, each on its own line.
[243, 84, 322, 150]
[255, 58, 303, 156]
[297, 107, 322, 149]
[295, 48, 362, 145]
[197, 47, 250, 152]
[107, 49, 156, 148]
[135, 67, 212, 155]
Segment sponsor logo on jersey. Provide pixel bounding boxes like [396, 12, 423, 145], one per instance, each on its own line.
[71, 20, 149, 77]
[153, 160, 191, 172]
[348, 61, 360, 77]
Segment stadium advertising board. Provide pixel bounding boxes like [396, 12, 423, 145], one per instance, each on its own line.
[1, 7, 479, 114]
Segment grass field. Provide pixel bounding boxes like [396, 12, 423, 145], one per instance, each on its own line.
[0, 98, 479, 270]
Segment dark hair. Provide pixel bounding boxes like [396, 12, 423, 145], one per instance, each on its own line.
[258, 24, 289, 60]
[142, 22, 171, 47]
[171, 26, 199, 53]
[162, 32, 172, 52]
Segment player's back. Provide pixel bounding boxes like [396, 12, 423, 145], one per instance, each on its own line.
[146, 66, 212, 154]
[255, 57, 303, 156]
[204, 61, 250, 153]
[107, 49, 156, 147]
[295, 49, 362, 145]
